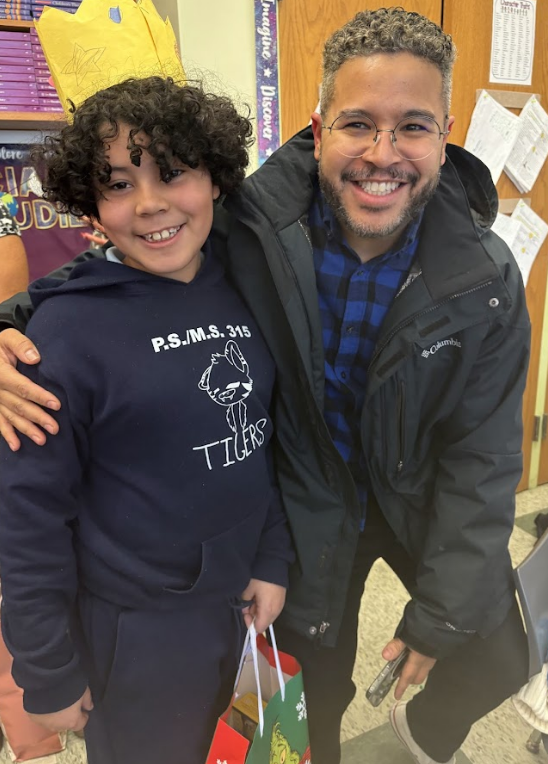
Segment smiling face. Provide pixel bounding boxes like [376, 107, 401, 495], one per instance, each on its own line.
[311, 52, 454, 261]
[95, 123, 220, 283]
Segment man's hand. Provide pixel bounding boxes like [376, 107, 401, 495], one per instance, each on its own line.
[241, 579, 286, 633]
[27, 687, 94, 733]
[0, 328, 60, 451]
[382, 637, 437, 700]
[81, 218, 108, 247]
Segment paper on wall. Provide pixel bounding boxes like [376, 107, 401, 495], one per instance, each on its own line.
[490, 0, 536, 86]
[504, 96, 548, 193]
[491, 212, 523, 250]
[464, 90, 521, 184]
[507, 199, 548, 286]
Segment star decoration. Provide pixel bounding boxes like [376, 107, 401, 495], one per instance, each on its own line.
[62, 43, 106, 87]
[263, 67, 272, 77]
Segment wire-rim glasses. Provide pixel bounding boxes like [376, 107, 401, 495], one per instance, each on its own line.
[322, 114, 449, 161]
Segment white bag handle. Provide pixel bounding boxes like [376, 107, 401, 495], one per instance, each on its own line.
[268, 624, 286, 701]
[233, 622, 287, 738]
[249, 624, 265, 736]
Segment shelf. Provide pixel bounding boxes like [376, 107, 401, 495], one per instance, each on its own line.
[0, 111, 65, 130]
[1, 21, 65, 129]
[0, 19, 33, 30]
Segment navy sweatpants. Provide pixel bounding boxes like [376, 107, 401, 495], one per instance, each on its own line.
[275, 503, 529, 764]
[74, 590, 244, 764]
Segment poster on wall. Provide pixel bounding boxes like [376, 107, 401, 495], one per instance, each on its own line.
[255, 0, 280, 165]
[0, 144, 87, 282]
[490, 0, 536, 86]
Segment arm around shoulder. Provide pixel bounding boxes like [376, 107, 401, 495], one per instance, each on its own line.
[0, 252, 103, 448]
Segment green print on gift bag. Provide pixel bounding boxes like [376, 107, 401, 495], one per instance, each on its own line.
[206, 624, 311, 763]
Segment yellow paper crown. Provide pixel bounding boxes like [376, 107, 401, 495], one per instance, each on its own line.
[35, 0, 186, 119]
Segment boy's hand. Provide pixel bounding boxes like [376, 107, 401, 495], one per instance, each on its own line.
[382, 637, 437, 700]
[241, 579, 286, 633]
[28, 687, 94, 733]
[0, 329, 60, 451]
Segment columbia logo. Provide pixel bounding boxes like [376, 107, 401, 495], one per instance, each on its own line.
[421, 337, 462, 358]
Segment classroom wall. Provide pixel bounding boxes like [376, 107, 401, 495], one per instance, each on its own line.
[162, 0, 259, 171]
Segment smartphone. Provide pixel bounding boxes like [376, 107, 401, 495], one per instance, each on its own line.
[365, 647, 410, 707]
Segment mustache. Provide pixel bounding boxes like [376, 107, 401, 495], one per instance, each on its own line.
[341, 168, 419, 184]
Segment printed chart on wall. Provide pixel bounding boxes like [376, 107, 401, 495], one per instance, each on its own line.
[492, 200, 548, 287]
[464, 90, 548, 191]
[255, 0, 280, 165]
[0, 145, 86, 281]
[490, 0, 536, 86]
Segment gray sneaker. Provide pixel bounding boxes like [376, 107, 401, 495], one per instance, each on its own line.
[389, 701, 457, 764]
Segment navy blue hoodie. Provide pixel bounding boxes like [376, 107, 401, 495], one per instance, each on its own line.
[0, 251, 293, 714]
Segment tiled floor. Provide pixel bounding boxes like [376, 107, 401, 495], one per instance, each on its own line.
[1, 485, 547, 763]
[341, 724, 474, 763]
[340, 482, 548, 764]
[0, 732, 84, 764]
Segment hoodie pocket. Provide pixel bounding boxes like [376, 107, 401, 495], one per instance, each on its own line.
[164, 500, 269, 598]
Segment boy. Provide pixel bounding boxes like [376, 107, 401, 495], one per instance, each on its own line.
[0, 76, 293, 764]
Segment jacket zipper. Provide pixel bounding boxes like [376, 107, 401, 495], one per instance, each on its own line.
[397, 380, 406, 473]
[273, 228, 337, 644]
[368, 280, 494, 375]
[298, 219, 313, 252]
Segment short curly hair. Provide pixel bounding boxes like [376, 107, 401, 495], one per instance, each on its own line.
[321, 7, 456, 118]
[32, 77, 254, 219]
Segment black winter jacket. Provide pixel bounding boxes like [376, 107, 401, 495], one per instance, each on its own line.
[221, 128, 530, 658]
[0, 129, 530, 657]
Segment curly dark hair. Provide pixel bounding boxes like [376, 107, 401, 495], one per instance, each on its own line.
[321, 7, 456, 118]
[32, 77, 254, 219]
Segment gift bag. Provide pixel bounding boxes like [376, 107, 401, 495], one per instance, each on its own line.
[35, 0, 185, 117]
[206, 624, 311, 764]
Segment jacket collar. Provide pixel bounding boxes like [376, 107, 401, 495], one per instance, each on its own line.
[227, 126, 501, 300]
[226, 127, 317, 228]
[418, 156, 499, 302]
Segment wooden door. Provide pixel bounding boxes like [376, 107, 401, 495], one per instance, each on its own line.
[443, 0, 548, 491]
[278, 1, 442, 142]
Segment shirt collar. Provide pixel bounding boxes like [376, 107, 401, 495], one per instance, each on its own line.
[105, 246, 123, 264]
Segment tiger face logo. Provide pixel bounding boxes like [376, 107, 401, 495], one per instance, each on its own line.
[199, 340, 253, 433]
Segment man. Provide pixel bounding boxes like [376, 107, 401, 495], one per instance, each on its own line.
[0, 197, 29, 302]
[0, 8, 530, 764]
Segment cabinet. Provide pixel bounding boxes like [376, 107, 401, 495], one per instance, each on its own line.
[278, 0, 548, 489]
[0, 19, 65, 130]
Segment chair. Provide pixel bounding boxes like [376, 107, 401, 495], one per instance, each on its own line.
[514, 527, 548, 754]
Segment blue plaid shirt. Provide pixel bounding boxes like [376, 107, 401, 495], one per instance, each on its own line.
[308, 186, 422, 525]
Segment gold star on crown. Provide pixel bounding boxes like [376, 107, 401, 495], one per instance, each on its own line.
[35, 0, 185, 119]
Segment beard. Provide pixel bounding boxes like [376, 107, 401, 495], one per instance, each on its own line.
[319, 163, 441, 240]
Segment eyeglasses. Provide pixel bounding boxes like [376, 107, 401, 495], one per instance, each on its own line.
[322, 114, 450, 161]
